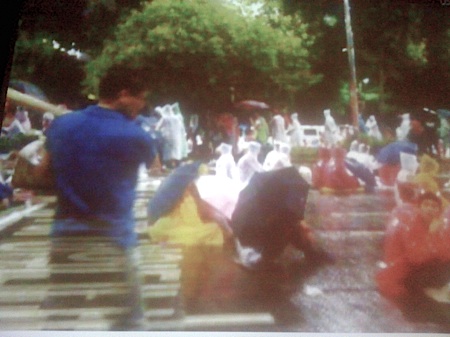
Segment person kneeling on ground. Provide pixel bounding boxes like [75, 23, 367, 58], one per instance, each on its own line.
[234, 219, 333, 271]
[231, 167, 334, 271]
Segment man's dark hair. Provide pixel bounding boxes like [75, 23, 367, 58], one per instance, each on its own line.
[98, 64, 148, 100]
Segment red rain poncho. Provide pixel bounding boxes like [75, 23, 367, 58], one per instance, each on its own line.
[376, 203, 450, 299]
[313, 147, 362, 193]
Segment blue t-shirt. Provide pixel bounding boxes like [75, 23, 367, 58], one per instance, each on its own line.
[46, 105, 156, 248]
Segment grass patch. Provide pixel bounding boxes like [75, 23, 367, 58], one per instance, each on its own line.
[291, 147, 319, 166]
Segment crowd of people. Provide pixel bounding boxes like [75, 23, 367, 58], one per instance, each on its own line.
[0, 97, 56, 209]
[141, 103, 450, 321]
[0, 64, 449, 326]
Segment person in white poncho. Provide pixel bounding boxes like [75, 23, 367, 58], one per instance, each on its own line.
[396, 113, 411, 141]
[270, 113, 288, 144]
[156, 104, 185, 168]
[171, 102, 189, 160]
[289, 112, 304, 147]
[237, 141, 263, 186]
[365, 115, 383, 141]
[262, 141, 281, 171]
[273, 142, 292, 169]
[263, 142, 292, 171]
[323, 109, 340, 147]
[215, 143, 237, 180]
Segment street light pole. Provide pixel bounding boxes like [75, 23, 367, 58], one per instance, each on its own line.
[343, 0, 359, 128]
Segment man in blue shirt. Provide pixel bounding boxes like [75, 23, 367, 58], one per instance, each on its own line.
[43, 64, 157, 329]
[45, 65, 156, 247]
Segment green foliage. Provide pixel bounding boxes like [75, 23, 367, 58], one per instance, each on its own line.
[339, 81, 380, 103]
[11, 33, 57, 79]
[290, 146, 318, 165]
[406, 38, 428, 66]
[0, 134, 40, 154]
[84, 0, 319, 112]
[355, 133, 391, 155]
[10, 32, 87, 106]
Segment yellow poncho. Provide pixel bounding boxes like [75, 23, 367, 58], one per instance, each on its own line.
[148, 188, 224, 247]
[412, 154, 449, 207]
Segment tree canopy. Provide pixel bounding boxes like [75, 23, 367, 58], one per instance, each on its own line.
[7, 0, 450, 123]
[282, 0, 450, 119]
[84, 0, 321, 113]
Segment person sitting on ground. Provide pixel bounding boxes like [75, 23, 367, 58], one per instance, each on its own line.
[262, 141, 281, 171]
[236, 141, 263, 186]
[2, 106, 32, 137]
[264, 142, 292, 171]
[215, 142, 237, 180]
[321, 147, 361, 194]
[376, 190, 450, 322]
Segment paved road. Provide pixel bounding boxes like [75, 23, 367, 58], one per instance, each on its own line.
[0, 173, 449, 333]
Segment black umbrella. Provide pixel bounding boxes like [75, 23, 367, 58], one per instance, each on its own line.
[231, 167, 310, 260]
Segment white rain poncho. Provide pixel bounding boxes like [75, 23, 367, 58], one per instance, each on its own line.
[394, 152, 419, 206]
[270, 114, 288, 144]
[156, 104, 186, 161]
[289, 112, 304, 147]
[365, 115, 383, 141]
[396, 113, 411, 141]
[215, 143, 237, 179]
[237, 141, 263, 185]
[262, 142, 281, 171]
[275, 143, 292, 169]
[347, 142, 380, 172]
[3, 109, 32, 137]
[171, 102, 189, 159]
[323, 109, 340, 146]
[346, 140, 362, 162]
[264, 142, 292, 171]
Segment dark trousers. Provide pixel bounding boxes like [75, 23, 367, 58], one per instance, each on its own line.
[48, 237, 144, 329]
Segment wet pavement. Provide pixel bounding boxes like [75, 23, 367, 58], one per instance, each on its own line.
[0, 173, 449, 333]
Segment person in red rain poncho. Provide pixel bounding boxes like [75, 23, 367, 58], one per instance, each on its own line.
[323, 147, 360, 191]
[376, 190, 450, 321]
[311, 147, 331, 190]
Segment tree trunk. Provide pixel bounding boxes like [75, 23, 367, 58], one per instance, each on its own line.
[378, 67, 387, 113]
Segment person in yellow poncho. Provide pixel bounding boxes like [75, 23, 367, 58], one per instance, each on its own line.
[412, 154, 449, 208]
[147, 162, 233, 247]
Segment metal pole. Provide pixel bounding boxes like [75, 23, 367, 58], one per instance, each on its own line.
[7, 88, 70, 116]
[343, 0, 359, 128]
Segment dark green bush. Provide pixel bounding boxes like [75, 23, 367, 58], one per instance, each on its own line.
[291, 146, 319, 165]
[0, 134, 40, 154]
